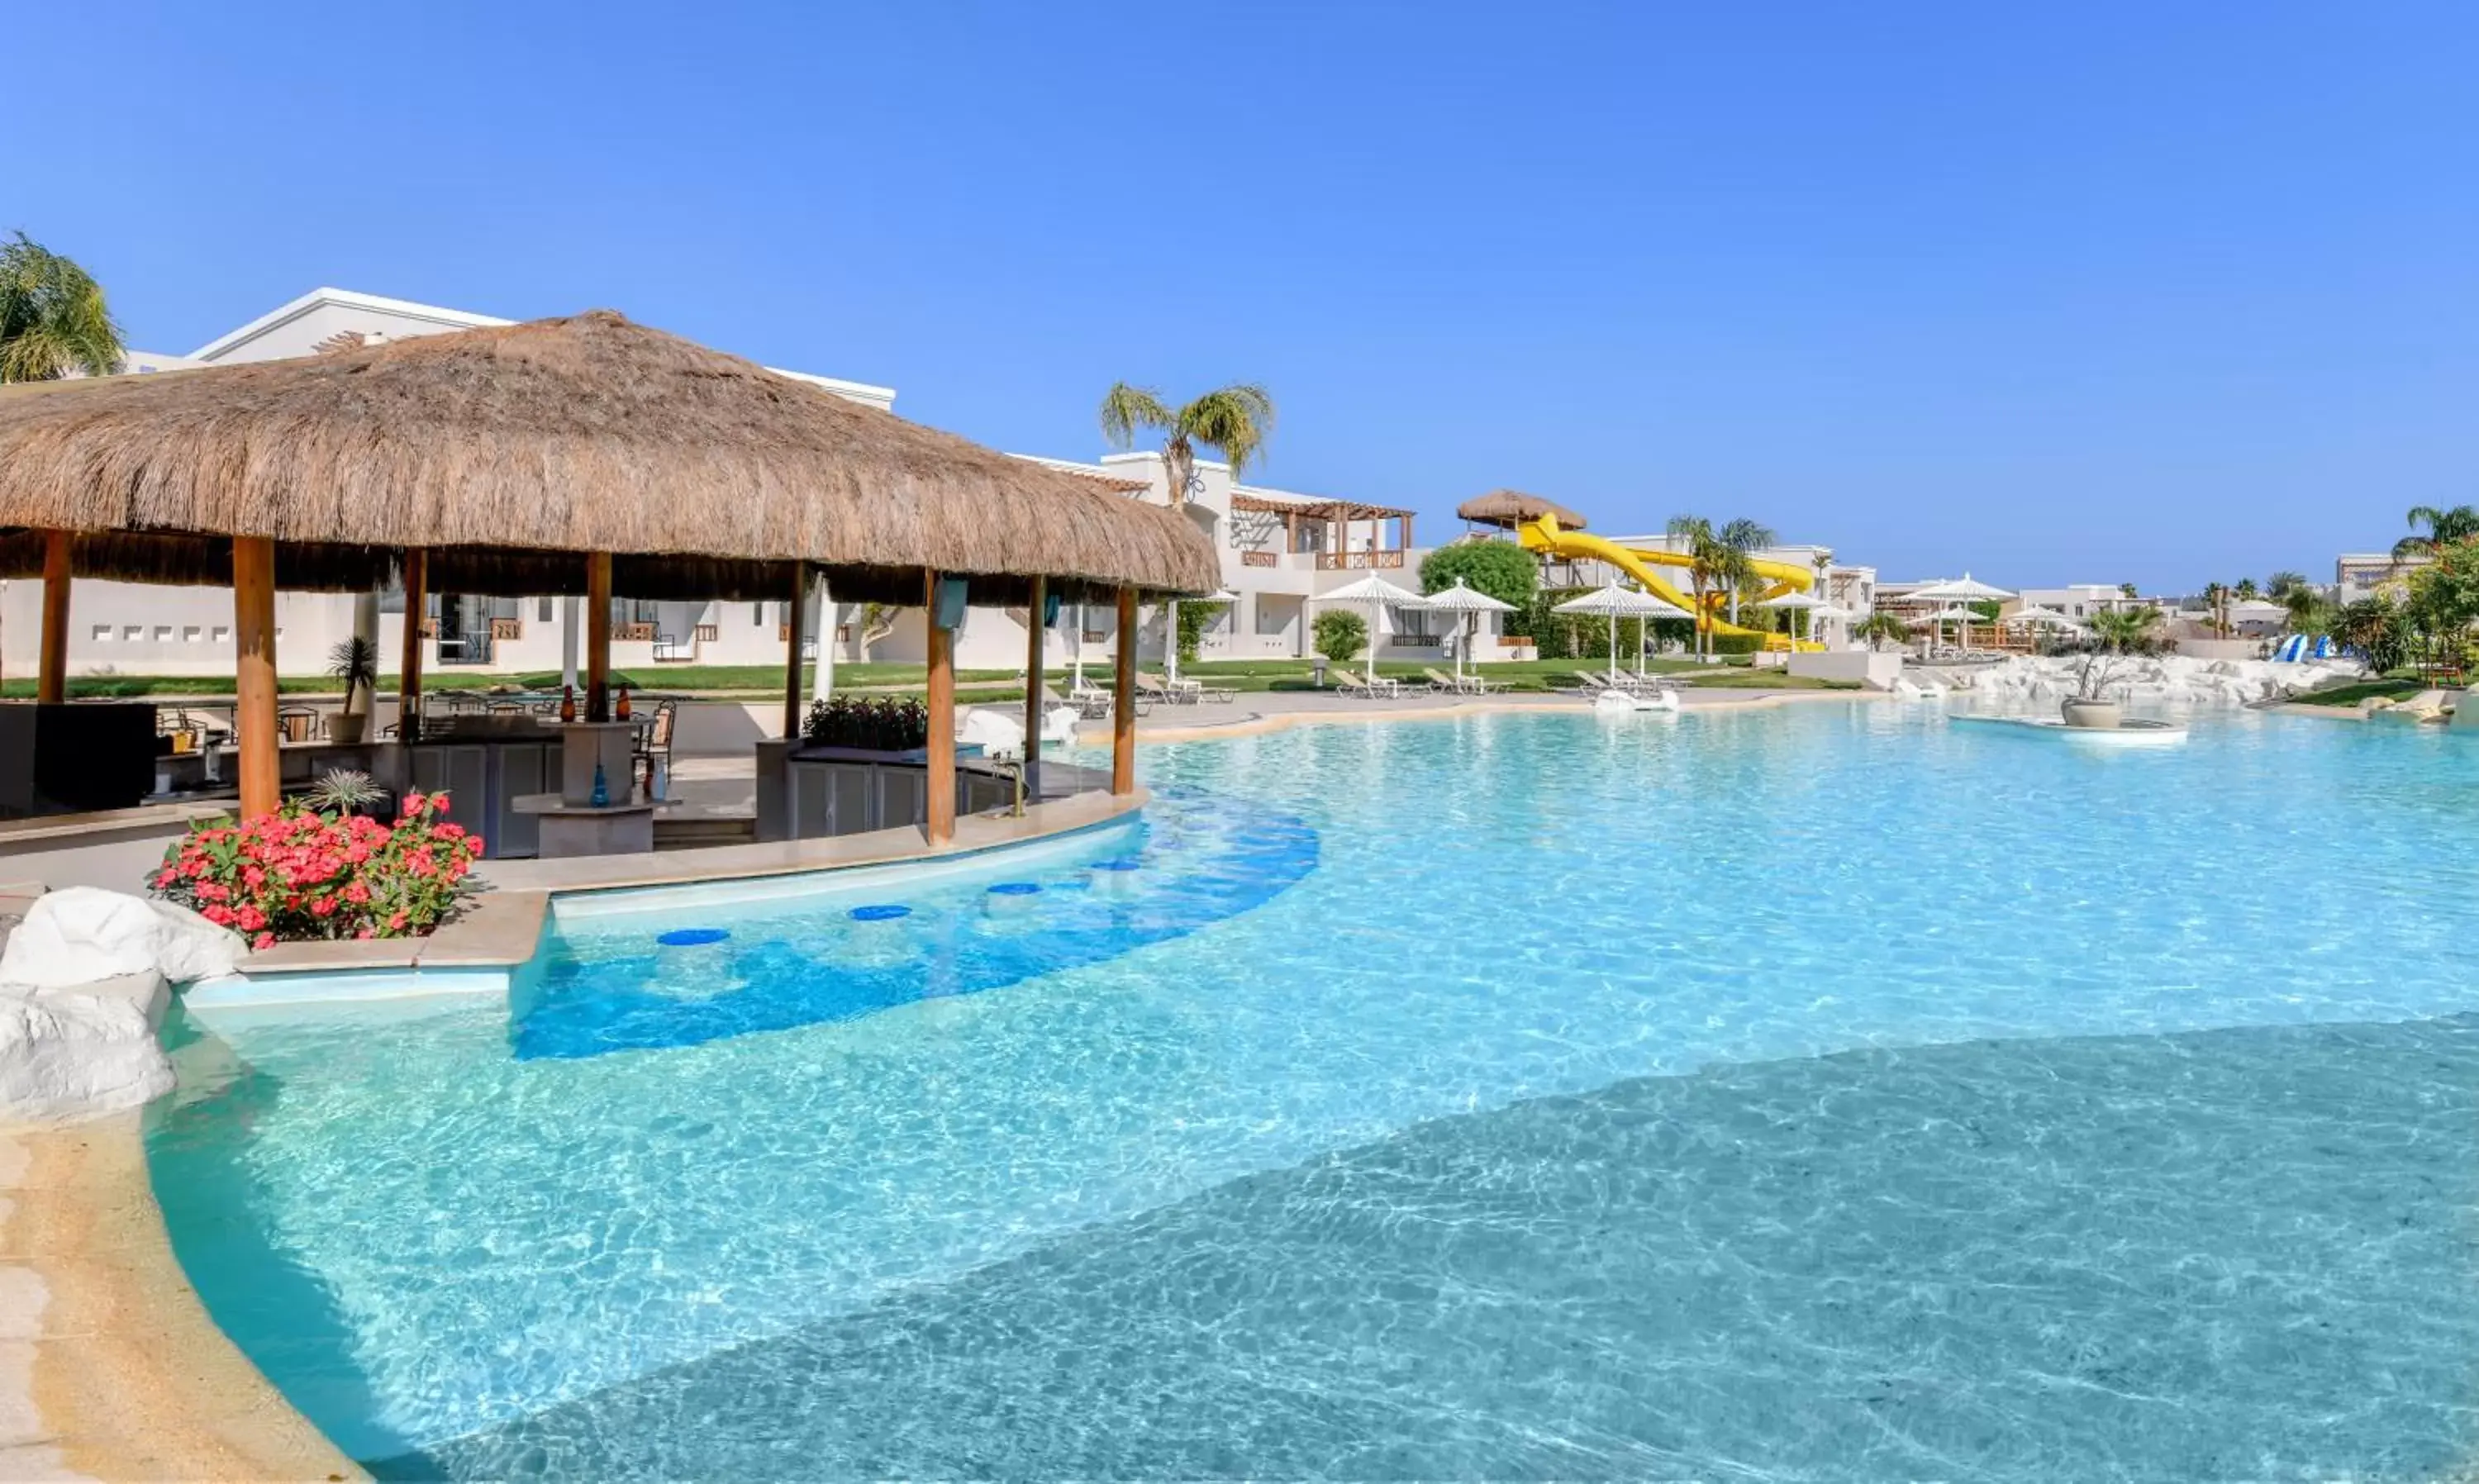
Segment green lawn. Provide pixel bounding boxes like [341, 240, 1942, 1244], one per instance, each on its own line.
[2289, 675, 2429, 707]
[0, 663, 1027, 701]
[4, 655, 1853, 702]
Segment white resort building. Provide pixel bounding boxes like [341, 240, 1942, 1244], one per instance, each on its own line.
[0, 288, 1533, 683]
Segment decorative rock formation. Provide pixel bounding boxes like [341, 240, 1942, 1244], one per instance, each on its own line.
[0, 889, 244, 1125]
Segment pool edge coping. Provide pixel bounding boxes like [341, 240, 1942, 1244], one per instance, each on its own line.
[2, 1112, 368, 1482]
[226, 787, 1152, 983]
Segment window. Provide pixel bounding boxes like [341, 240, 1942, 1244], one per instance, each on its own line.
[122, 625, 141, 642]
[211, 626, 229, 644]
[155, 625, 173, 642]
[753, 604, 766, 626]
[183, 626, 202, 643]
[538, 597, 554, 623]
[92, 624, 112, 642]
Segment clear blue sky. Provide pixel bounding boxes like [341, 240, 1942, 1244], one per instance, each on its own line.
[13, 2, 2476, 590]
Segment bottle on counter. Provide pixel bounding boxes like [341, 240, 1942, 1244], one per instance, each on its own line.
[591, 759, 609, 808]
[616, 687, 633, 721]
[559, 684, 577, 724]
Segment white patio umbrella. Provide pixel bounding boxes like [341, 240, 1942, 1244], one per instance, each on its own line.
[1313, 574, 1432, 686]
[1756, 589, 1822, 648]
[1420, 577, 1516, 680]
[1161, 589, 1238, 686]
[1555, 583, 1690, 677]
[1910, 603, 1982, 650]
[1807, 601, 1853, 648]
[1908, 574, 2015, 651]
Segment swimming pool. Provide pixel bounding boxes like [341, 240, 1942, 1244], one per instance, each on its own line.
[148, 705, 2479, 1478]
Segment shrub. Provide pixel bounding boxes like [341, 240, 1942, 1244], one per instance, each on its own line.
[151, 791, 481, 949]
[1420, 540, 1538, 613]
[1312, 609, 1367, 664]
[1174, 600, 1230, 664]
[804, 695, 930, 750]
[1709, 631, 1764, 656]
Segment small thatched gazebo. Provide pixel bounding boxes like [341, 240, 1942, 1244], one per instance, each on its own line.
[1455, 489, 1587, 532]
[0, 311, 1220, 836]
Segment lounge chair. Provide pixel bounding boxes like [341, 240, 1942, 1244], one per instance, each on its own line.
[1332, 669, 1401, 698]
[1423, 667, 1501, 696]
[1169, 675, 1238, 704]
[1135, 672, 1191, 705]
[1069, 683, 1148, 719]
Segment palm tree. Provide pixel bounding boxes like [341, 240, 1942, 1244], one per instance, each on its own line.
[2234, 577, 2258, 601]
[1716, 518, 1776, 625]
[1852, 611, 1912, 653]
[2394, 504, 2479, 560]
[2280, 582, 2330, 635]
[2118, 582, 2139, 599]
[1098, 383, 1275, 507]
[2266, 570, 2310, 599]
[1665, 516, 1729, 661]
[0, 232, 124, 383]
[2089, 605, 2163, 654]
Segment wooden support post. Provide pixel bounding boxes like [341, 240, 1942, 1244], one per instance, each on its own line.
[397, 548, 427, 741]
[1402, 512, 1415, 551]
[233, 536, 279, 819]
[924, 569, 956, 844]
[782, 562, 807, 740]
[585, 551, 612, 721]
[1021, 574, 1046, 802]
[1112, 584, 1137, 796]
[36, 530, 71, 705]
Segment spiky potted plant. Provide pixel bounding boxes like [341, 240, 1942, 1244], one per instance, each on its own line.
[326, 636, 379, 744]
[2062, 654, 2125, 729]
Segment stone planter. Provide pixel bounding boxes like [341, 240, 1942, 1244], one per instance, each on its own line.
[328, 711, 369, 744]
[2060, 697, 2122, 730]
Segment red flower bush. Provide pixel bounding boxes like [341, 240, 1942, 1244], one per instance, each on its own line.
[150, 791, 483, 951]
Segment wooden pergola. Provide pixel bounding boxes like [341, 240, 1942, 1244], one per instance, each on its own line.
[0, 312, 1218, 840]
[1230, 490, 1416, 559]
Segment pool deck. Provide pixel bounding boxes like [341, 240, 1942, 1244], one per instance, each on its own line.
[0, 685, 1882, 1480]
[0, 1114, 364, 1482]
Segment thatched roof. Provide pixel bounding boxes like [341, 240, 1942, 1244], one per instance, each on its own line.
[1456, 489, 1586, 531]
[0, 312, 1220, 605]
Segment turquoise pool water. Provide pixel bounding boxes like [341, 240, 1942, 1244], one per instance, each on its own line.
[149, 706, 2479, 1478]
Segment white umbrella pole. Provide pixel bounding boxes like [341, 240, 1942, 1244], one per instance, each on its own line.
[812, 574, 835, 702]
[1608, 611, 1618, 674]
[1072, 602, 1085, 688]
[1165, 597, 1179, 685]
[1366, 597, 1379, 686]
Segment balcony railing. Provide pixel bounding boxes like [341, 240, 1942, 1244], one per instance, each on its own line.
[1240, 549, 1278, 568]
[1318, 549, 1405, 571]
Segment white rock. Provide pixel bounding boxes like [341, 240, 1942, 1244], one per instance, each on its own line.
[0, 973, 174, 1125]
[149, 900, 245, 983]
[0, 887, 245, 992]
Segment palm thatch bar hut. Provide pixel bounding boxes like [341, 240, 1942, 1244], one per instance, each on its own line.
[0, 311, 1218, 835]
[1455, 489, 1587, 532]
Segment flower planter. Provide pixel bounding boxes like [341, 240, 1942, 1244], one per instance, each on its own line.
[2060, 698, 2123, 730]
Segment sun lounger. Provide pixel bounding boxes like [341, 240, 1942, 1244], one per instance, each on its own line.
[1332, 669, 1401, 698]
[1167, 675, 1238, 704]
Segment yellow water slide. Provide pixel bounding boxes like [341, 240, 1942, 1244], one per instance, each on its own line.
[1515, 515, 1822, 651]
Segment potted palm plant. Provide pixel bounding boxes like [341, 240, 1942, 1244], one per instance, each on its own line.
[2062, 654, 2125, 729]
[326, 636, 379, 744]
